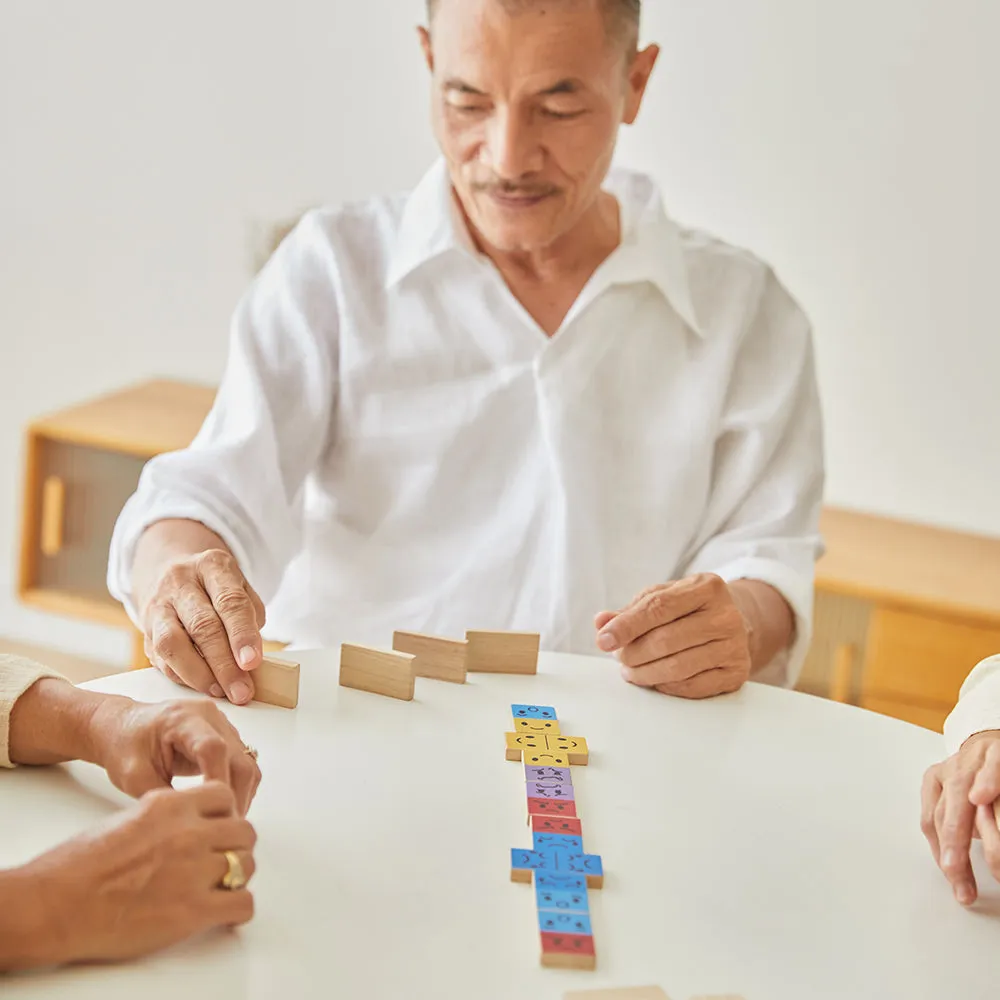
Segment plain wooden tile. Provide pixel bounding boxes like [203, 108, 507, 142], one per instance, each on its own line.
[339, 644, 415, 702]
[252, 655, 300, 710]
[465, 631, 540, 674]
[392, 631, 467, 684]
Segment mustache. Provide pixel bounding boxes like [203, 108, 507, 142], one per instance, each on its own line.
[471, 179, 560, 198]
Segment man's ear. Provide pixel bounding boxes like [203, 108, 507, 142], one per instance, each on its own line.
[623, 43, 660, 125]
[418, 26, 434, 73]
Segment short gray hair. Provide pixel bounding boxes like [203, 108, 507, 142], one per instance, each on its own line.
[426, 0, 641, 49]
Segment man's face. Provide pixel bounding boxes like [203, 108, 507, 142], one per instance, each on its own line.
[421, 0, 656, 254]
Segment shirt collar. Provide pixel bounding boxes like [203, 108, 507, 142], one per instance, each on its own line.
[385, 159, 704, 338]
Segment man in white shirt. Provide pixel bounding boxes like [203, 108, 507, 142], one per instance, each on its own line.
[108, 0, 824, 706]
[923, 655, 1000, 906]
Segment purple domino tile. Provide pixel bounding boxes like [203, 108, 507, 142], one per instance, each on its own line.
[526, 781, 575, 800]
[525, 766, 572, 786]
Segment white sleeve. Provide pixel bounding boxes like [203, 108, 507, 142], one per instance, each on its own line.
[681, 267, 825, 688]
[943, 655, 1000, 753]
[107, 212, 338, 625]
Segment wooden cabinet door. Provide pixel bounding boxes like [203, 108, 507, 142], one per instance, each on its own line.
[22, 436, 147, 608]
[860, 608, 1000, 731]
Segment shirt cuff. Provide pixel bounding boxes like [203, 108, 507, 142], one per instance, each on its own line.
[107, 490, 260, 629]
[943, 655, 1000, 754]
[1, 656, 65, 769]
[710, 556, 815, 689]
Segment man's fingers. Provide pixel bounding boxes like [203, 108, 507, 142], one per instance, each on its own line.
[621, 640, 735, 688]
[148, 606, 219, 695]
[175, 586, 254, 706]
[976, 804, 1000, 885]
[245, 581, 268, 634]
[617, 612, 739, 669]
[593, 610, 617, 633]
[938, 771, 980, 906]
[199, 553, 263, 674]
[597, 576, 720, 651]
[920, 766, 944, 864]
[969, 740, 1000, 806]
[654, 667, 744, 700]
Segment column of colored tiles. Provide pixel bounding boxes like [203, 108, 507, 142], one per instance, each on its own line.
[506, 704, 601, 971]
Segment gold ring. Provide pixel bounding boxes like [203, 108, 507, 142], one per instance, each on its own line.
[242, 744, 259, 762]
[221, 850, 247, 891]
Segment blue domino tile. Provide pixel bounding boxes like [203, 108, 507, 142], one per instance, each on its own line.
[524, 766, 572, 785]
[567, 853, 603, 878]
[535, 873, 587, 892]
[538, 909, 593, 935]
[536, 885, 589, 913]
[512, 849, 545, 872]
[533, 832, 584, 853]
[511, 704, 558, 720]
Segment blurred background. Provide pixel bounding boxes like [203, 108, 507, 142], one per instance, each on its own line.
[1, 0, 997, 727]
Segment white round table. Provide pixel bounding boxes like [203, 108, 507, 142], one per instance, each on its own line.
[2, 650, 999, 999]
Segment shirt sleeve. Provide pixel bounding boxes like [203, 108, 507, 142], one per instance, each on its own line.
[680, 267, 825, 688]
[107, 212, 338, 626]
[943, 655, 1000, 753]
[0, 655, 65, 769]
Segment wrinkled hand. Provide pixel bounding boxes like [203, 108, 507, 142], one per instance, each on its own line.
[921, 731, 1000, 906]
[91, 697, 262, 816]
[594, 574, 752, 699]
[142, 549, 265, 704]
[24, 782, 256, 966]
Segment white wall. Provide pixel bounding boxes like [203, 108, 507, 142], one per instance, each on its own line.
[1, 0, 996, 662]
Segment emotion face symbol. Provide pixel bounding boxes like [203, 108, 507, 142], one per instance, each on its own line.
[525, 752, 569, 767]
[528, 797, 577, 817]
[525, 766, 571, 785]
[512, 704, 557, 720]
[535, 873, 587, 892]
[538, 911, 592, 935]
[531, 814, 582, 836]
[533, 833, 584, 853]
[514, 718, 561, 734]
[526, 781, 575, 799]
[537, 886, 589, 912]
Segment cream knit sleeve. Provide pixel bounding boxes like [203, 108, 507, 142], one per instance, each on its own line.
[0, 655, 65, 769]
[943, 655, 1000, 755]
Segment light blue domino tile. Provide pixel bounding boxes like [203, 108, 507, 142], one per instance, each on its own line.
[535, 873, 587, 892]
[511, 704, 558, 721]
[535, 885, 589, 913]
[533, 832, 584, 853]
[537, 909, 593, 935]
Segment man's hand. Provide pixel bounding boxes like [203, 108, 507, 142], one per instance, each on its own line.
[16, 783, 256, 968]
[921, 731, 1000, 906]
[594, 574, 754, 699]
[90, 698, 262, 816]
[140, 544, 266, 705]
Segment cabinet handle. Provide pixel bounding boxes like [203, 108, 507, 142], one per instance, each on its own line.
[829, 643, 855, 703]
[40, 476, 66, 556]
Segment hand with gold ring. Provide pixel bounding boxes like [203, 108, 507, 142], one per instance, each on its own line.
[85, 697, 263, 816]
[11, 782, 256, 967]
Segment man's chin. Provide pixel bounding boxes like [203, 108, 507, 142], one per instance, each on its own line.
[472, 213, 563, 255]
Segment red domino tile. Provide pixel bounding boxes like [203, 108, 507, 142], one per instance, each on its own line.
[527, 797, 577, 817]
[540, 931, 596, 957]
[532, 814, 582, 836]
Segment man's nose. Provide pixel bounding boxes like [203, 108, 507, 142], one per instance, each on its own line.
[481, 107, 543, 179]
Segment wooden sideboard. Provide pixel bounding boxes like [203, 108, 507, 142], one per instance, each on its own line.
[17, 380, 1000, 729]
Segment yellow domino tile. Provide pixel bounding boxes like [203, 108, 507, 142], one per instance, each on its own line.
[514, 717, 561, 735]
[549, 734, 589, 765]
[506, 731, 544, 750]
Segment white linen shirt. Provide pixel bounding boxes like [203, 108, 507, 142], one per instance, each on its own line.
[944, 655, 1000, 752]
[108, 160, 825, 685]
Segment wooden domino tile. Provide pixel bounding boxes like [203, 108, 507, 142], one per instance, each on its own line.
[252, 655, 300, 710]
[338, 644, 415, 701]
[391, 631, 468, 684]
[466, 631, 540, 674]
[507, 704, 601, 969]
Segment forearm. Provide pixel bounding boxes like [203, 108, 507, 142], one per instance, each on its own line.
[728, 580, 796, 675]
[131, 519, 232, 615]
[7, 679, 129, 768]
